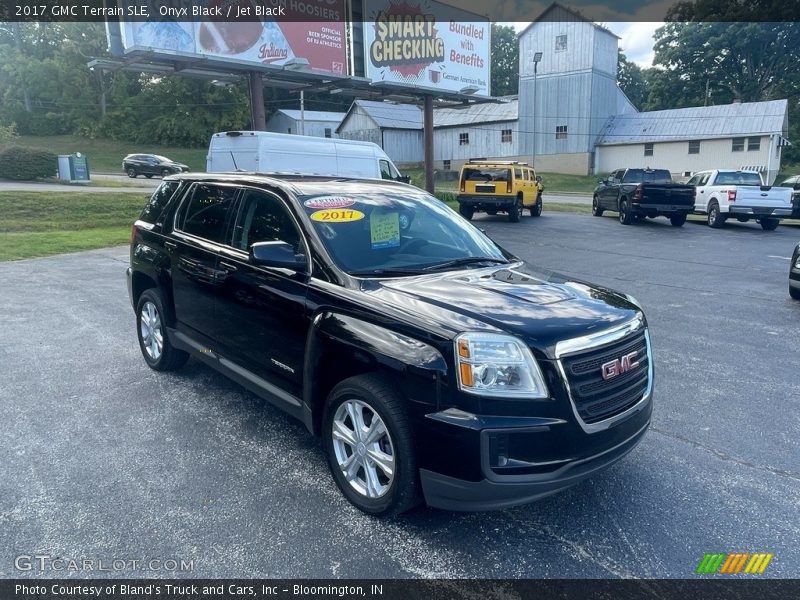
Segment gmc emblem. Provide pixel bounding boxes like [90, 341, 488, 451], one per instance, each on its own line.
[601, 351, 640, 380]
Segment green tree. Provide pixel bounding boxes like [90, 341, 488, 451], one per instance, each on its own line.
[617, 50, 648, 109]
[491, 24, 518, 97]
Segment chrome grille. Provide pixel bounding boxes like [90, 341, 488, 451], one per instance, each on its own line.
[560, 329, 650, 425]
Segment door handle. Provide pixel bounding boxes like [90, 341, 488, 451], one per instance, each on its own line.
[219, 261, 239, 272]
[164, 240, 177, 251]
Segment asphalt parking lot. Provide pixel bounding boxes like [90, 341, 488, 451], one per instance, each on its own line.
[1, 211, 799, 579]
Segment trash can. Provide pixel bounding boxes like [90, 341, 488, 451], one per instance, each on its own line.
[57, 152, 90, 184]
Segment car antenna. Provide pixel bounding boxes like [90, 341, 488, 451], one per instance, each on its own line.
[230, 151, 238, 171]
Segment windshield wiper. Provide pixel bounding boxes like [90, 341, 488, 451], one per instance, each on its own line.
[348, 267, 428, 277]
[422, 257, 510, 272]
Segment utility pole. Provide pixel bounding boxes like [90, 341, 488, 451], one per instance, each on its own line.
[248, 72, 266, 131]
[531, 52, 542, 167]
[424, 94, 434, 193]
[300, 90, 305, 135]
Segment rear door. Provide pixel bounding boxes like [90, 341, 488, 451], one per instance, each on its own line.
[170, 182, 239, 342]
[213, 187, 310, 398]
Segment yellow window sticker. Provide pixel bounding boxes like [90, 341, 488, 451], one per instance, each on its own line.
[370, 211, 400, 249]
[310, 208, 365, 223]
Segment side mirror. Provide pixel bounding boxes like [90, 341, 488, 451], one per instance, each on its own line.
[397, 175, 411, 184]
[535, 176, 542, 183]
[249, 241, 307, 271]
[597, 179, 605, 185]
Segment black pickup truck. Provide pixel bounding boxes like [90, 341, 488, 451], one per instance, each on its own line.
[593, 168, 695, 226]
[128, 174, 653, 515]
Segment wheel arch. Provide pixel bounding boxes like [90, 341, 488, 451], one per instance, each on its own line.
[302, 311, 447, 436]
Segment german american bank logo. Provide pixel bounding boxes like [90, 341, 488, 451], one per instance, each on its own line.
[696, 552, 774, 574]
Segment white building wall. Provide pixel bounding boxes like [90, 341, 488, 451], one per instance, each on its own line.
[266, 112, 340, 138]
[434, 121, 519, 162]
[337, 108, 382, 146]
[383, 130, 424, 164]
[596, 135, 782, 182]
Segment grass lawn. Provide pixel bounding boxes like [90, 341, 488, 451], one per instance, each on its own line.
[442, 199, 589, 215]
[0, 192, 144, 261]
[13, 135, 208, 174]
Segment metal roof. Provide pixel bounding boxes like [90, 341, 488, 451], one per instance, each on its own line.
[434, 98, 518, 128]
[351, 99, 423, 130]
[597, 99, 788, 145]
[276, 109, 345, 123]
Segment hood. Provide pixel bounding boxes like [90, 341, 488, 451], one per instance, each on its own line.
[363, 263, 641, 358]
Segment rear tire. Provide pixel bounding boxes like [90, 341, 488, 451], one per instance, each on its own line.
[619, 199, 635, 225]
[760, 218, 779, 231]
[592, 196, 604, 217]
[323, 374, 422, 516]
[508, 198, 521, 223]
[458, 204, 474, 220]
[127, 168, 137, 178]
[708, 202, 726, 228]
[670, 213, 687, 227]
[135, 289, 189, 372]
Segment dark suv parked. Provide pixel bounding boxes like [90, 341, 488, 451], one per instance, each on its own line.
[123, 154, 190, 179]
[127, 174, 653, 515]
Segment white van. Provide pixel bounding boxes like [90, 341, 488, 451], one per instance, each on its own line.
[206, 131, 409, 182]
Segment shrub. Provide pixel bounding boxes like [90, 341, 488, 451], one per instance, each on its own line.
[0, 146, 58, 180]
[434, 190, 458, 204]
[0, 122, 18, 145]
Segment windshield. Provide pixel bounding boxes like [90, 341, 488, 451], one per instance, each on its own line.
[622, 169, 672, 184]
[299, 192, 508, 275]
[715, 172, 762, 186]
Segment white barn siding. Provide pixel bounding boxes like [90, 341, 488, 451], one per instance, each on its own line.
[434, 121, 518, 162]
[383, 130, 424, 164]
[337, 108, 381, 146]
[596, 135, 782, 182]
[266, 112, 340, 138]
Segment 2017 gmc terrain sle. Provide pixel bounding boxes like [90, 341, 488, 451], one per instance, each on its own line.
[127, 174, 653, 515]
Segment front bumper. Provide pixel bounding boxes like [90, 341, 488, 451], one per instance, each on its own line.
[728, 206, 793, 218]
[457, 194, 516, 210]
[420, 417, 650, 511]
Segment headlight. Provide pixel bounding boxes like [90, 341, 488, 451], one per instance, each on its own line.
[455, 332, 548, 398]
[795, 254, 800, 269]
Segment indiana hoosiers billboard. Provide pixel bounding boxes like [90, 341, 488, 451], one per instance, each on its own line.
[119, 0, 348, 76]
[363, 0, 490, 96]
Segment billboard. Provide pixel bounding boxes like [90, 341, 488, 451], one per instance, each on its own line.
[363, 0, 490, 96]
[119, 0, 348, 76]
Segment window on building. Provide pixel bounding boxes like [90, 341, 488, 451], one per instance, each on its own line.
[287, 128, 292, 134]
[555, 35, 567, 52]
[732, 137, 745, 152]
[459, 132, 469, 146]
[644, 143, 654, 156]
[688, 140, 701, 154]
[748, 137, 761, 151]
[443, 160, 451, 171]
[501, 129, 512, 143]
[555, 125, 568, 140]
[324, 128, 332, 138]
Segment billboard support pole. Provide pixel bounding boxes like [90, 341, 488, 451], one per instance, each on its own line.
[424, 94, 434, 193]
[249, 71, 266, 131]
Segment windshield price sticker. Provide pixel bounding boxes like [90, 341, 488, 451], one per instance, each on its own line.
[310, 209, 365, 223]
[304, 197, 356, 210]
[370, 212, 401, 249]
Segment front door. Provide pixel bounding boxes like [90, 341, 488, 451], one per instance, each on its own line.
[214, 187, 310, 398]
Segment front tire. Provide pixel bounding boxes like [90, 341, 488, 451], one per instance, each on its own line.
[136, 289, 189, 371]
[708, 202, 726, 228]
[619, 199, 635, 225]
[592, 196, 604, 217]
[161, 168, 171, 178]
[790, 285, 800, 300]
[458, 204, 474, 220]
[508, 198, 521, 223]
[530, 197, 542, 217]
[670, 213, 687, 227]
[323, 374, 421, 516]
[760, 218, 779, 231]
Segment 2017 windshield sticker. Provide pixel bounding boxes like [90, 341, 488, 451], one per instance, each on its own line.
[310, 209, 365, 223]
[304, 196, 356, 210]
[370, 212, 401, 249]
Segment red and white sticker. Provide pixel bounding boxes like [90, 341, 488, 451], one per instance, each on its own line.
[303, 196, 356, 210]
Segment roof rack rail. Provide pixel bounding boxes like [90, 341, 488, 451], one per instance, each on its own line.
[466, 159, 529, 166]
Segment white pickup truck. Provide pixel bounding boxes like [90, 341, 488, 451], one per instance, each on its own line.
[689, 170, 794, 230]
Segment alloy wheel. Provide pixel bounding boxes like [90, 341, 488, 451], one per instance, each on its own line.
[331, 399, 395, 499]
[139, 301, 163, 361]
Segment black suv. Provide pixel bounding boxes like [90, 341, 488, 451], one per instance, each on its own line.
[123, 154, 190, 179]
[127, 174, 653, 515]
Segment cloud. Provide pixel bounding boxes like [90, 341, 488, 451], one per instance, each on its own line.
[608, 22, 663, 67]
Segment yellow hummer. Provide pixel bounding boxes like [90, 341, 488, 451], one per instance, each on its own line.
[457, 160, 543, 223]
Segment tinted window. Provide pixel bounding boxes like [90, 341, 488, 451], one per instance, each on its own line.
[514, 168, 522, 180]
[139, 180, 182, 224]
[463, 168, 510, 182]
[180, 183, 236, 243]
[622, 169, 672, 184]
[715, 172, 762, 186]
[380, 160, 392, 180]
[233, 190, 301, 253]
